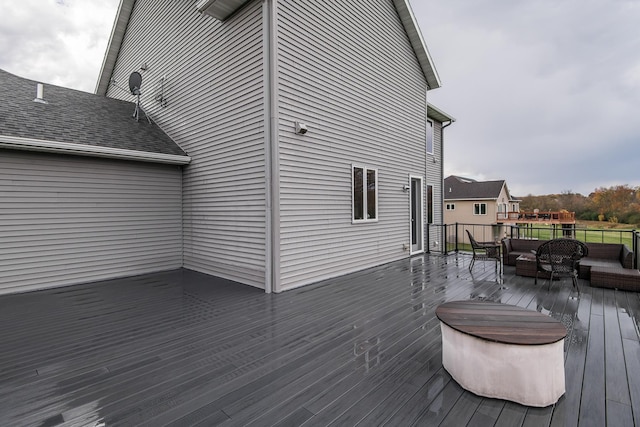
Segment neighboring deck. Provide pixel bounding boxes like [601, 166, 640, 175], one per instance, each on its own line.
[1, 253, 639, 426]
[498, 211, 576, 225]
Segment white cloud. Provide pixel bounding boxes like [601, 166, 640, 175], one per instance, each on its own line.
[0, 0, 119, 92]
[0, 0, 638, 196]
[415, 0, 640, 196]
[624, 62, 640, 88]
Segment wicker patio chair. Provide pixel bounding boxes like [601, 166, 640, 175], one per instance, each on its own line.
[534, 238, 588, 295]
[466, 230, 502, 274]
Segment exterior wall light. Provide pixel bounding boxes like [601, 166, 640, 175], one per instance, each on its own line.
[295, 121, 308, 134]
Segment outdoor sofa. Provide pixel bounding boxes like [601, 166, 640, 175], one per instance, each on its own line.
[501, 238, 639, 291]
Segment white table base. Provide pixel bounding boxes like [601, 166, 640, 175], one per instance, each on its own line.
[440, 323, 565, 407]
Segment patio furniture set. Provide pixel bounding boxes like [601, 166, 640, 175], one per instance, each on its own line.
[501, 237, 639, 292]
[441, 233, 638, 408]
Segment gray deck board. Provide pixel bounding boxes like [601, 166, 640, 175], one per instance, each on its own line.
[494, 402, 527, 427]
[466, 399, 505, 427]
[438, 390, 483, 427]
[604, 290, 631, 406]
[580, 303, 607, 427]
[623, 337, 640, 426]
[410, 379, 465, 426]
[0, 253, 639, 426]
[522, 406, 553, 427]
[606, 399, 634, 427]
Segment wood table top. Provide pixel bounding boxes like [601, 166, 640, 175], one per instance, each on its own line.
[436, 300, 567, 345]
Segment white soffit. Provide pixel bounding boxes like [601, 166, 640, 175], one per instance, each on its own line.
[196, 0, 251, 21]
[427, 103, 456, 123]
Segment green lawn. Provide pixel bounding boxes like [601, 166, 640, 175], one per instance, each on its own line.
[447, 224, 636, 253]
[517, 227, 634, 247]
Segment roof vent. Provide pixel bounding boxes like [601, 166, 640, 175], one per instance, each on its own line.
[34, 83, 47, 104]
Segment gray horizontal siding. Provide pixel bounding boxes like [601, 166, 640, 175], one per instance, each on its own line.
[106, 0, 266, 288]
[276, 0, 428, 289]
[427, 120, 443, 251]
[0, 150, 182, 295]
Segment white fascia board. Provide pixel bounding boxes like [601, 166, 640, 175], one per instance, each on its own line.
[0, 135, 191, 165]
[427, 103, 456, 123]
[501, 182, 509, 199]
[393, 0, 442, 90]
[95, 0, 136, 95]
[503, 183, 523, 202]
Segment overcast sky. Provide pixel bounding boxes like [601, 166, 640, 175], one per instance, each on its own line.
[1, 0, 638, 197]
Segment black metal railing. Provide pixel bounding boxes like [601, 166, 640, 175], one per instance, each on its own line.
[635, 231, 640, 269]
[427, 223, 638, 268]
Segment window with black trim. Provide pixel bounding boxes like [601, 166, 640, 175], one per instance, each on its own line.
[474, 203, 487, 215]
[352, 165, 378, 222]
[427, 185, 433, 224]
[427, 119, 434, 154]
[446, 203, 455, 210]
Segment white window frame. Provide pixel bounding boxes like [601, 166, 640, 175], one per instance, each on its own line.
[426, 119, 434, 155]
[352, 164, 378, 223]
[474, 203, 487, 215]
[446, 203, 455, 211]
[409, 175, 424, 255]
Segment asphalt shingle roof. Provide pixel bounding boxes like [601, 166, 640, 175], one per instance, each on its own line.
[444, 175, 506, 200]
[0, 69, 186, 156]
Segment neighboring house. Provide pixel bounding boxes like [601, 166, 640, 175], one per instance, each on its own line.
[443, 175, 520, 242]
[1, 0, 454, 295]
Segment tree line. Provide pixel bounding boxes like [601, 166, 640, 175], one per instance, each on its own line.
[519, 185, 640, 226]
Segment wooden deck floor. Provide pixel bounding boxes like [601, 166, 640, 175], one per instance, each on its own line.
[1, 254, 639, 426]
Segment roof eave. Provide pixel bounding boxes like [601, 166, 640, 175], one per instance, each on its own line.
[95, 0, 136, 95]
[196, 0, 252, 20]
[97, 1, 442, 92]
[501, 182, 509, 199]
[427, 102, 455, 123]
[393, 0, 441, 90]
[0, 135, 191, 165]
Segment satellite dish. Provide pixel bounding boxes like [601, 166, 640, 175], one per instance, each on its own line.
[129, 71, 143, 95]
[128, 71, 150, 123]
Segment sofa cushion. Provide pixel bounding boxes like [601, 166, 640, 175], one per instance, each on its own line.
[581, 258, 621, 268]
[585, 242, 622, 259]
[579, 258, 622, 279]
[621, 245, 634, 269]
[590, 266, 640, 291]
[502, 239, 546, 266]
[583, 242, 634, 268]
